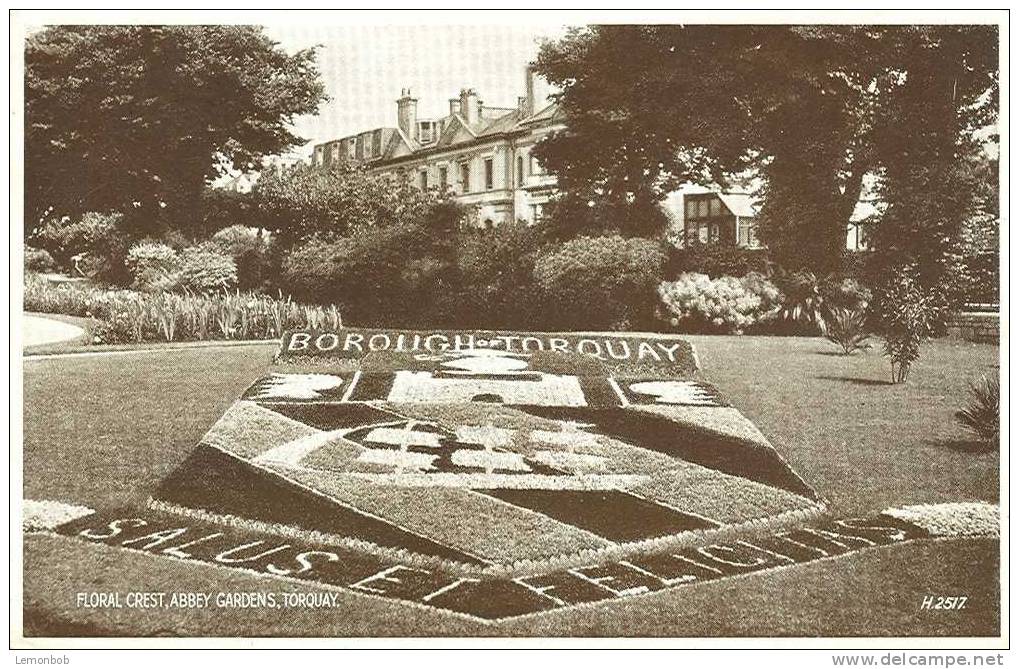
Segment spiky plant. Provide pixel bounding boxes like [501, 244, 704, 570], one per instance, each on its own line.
[955, 375, 1000, 445]
[823, 307, 871, 355]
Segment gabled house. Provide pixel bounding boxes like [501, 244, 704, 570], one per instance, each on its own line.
[675, 191, 761, 248]
[311, 68, 563, 227]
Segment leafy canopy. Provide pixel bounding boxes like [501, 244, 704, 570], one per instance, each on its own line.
[26, 25, 326, 232]
[533, 25, 997, 273]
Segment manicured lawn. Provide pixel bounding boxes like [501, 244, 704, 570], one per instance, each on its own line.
[684, 335, 999, 516]
[21, 334, 1000, 636]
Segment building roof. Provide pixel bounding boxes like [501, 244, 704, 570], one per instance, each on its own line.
[717, 192, 757, 218]
[314, 100, 562, 167]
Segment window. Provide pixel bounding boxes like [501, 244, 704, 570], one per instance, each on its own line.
[710, 224, 720, 242]
[484, 158, 494, 190]
[419, 121, 436, 144]
[439, 166, 448, 189]
[460, 161, 471, 193]
[739, 220, 751, 246]
[698, 225, 709, 243]
[517, 156, 525, 186]
[372, 129, 382, 156]
[420, 169, 428, 190]
[530, 155, 543, 175]
[686, 199, 697, 219]
[698, 200, 709, 218]
[355, 135, 364, 159]
[529, 203, 544, 223]
[709, 199, 722, 216]
[347, 140, 356, 159]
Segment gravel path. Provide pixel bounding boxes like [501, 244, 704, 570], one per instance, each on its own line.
[22, 314, 85, 348]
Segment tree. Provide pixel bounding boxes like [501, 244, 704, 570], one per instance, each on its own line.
[25, 26, 326, 236]
[254, 162, 460, 249]
[869, 27, 998, 309]
[533, 26, 997, 275]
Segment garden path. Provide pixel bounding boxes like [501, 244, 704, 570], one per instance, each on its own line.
[22, 314, 84, 348]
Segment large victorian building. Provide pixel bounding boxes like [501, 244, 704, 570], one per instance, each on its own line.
[311, 69, 563, 227]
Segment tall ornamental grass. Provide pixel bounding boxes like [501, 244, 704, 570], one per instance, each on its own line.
[24, 274, 342, 344]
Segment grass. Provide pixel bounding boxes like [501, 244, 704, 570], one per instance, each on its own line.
[683, 335, 999, 515]
[21, 334, 1000, 636]
[23, 533, 998, 637]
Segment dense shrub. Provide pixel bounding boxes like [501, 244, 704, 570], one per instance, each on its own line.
[533, 236, 665, 331]
[191, 188, 257, 239]
[450, 224, 544, 328]
[210, 225, 272, 291]
[34, 211, 130, 281]
[126, 241, 179, 292]
[177, 248, 238, 292]
[822, 277, 872, 312]
[875, 264, 950, 383]
[666, 243, 772, 279]
[658, 272, 782, 334]
[771, 272, 874, 335]
[24, 246, 56, 273]
[962, 251, 999, 305]
[256, 163, 459, 249]
[773, 270, 827, 334]
[24, 274, 341, 344]
[281, 220, 455, 327]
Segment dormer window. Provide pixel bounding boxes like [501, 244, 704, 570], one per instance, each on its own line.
[418, 121, 437, 144]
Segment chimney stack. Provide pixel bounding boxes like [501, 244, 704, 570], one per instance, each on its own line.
[449, 98, 461, 116]
[459, 88, 481, 125]
[523, 65, 552, 117]
[397, 88, 418, 140]
[524, 66, 536, 117]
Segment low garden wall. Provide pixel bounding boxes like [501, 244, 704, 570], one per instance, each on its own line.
[945, 310, 999, 343]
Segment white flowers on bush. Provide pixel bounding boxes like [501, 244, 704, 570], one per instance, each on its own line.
[659, 272, 782, 334]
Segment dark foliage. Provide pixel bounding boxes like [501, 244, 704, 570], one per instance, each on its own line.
[532, 235, 665, 331]
[665, 243, 772, 279]
[25, 26, 326, 234]
[533, 25, 997, 276]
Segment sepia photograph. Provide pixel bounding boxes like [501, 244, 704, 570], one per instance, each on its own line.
[10, 8, 1007, 654]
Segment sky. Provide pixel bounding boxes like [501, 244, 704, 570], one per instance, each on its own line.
[262, 24, 570, 159]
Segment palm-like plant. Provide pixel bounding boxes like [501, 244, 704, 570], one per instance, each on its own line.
[955, 375, 1000, 445]
[823, 307, 871, 354]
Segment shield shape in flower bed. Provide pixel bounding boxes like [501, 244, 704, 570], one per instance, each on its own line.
[152, 328, 821, 571]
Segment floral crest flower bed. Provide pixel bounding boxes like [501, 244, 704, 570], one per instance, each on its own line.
[151, 328, 821, 575]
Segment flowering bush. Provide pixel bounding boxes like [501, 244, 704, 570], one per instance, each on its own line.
[24, 246, 56, 273]
[24, 274, 341, 344]
[658, 272, 782, 334]
[126, 241, 180, 292]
